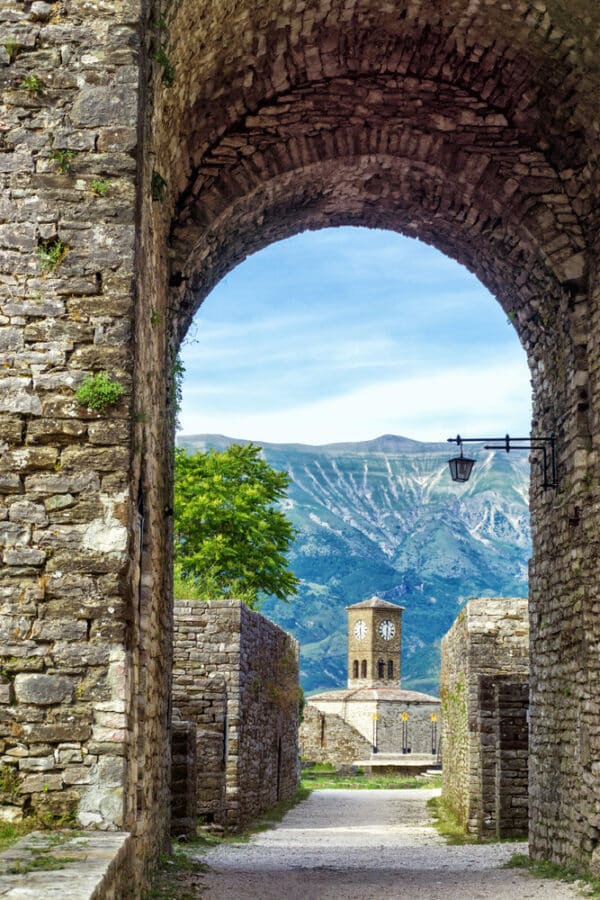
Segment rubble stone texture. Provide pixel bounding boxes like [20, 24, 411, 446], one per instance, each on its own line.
[1, 0, 600, 883]
[441, 598, 530, 838]
[172, 600, 300, 830]
[170, 719, 197, 840]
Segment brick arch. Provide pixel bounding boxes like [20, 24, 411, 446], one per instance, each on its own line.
[168, 151, 576, 359]
[140, 0, 598, 873]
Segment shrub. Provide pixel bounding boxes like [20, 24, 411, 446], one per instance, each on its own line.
[90, 178, 111, 196]
[36, 238, 68, 273]
[75, 374, 124, 414]
[20, 74, 42, 94]
[48, 148, 77, 174]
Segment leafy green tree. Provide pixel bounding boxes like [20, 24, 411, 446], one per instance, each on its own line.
[174, 443, 299, 608]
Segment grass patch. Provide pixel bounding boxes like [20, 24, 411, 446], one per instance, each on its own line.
[0, 823, 85, 857]
[506, 853, 600, 896]
[143, 846, 210, 900]
[301, 765, 441, 791]
[427, 795, 479, 845]
[247, 785, 311, 833]
[427, 797, 526, 846]
[6, 854, 77, 875]
[0, 822, 31, 853]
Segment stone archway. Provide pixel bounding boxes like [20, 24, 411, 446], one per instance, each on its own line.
[1, 0, 599, 884]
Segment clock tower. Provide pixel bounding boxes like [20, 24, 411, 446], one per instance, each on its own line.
[346, 596, 404, 688]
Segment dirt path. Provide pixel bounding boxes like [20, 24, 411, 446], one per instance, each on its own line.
[194, 789, 583, 898]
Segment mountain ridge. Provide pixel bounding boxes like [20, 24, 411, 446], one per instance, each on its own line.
[177, 433, 531, 695]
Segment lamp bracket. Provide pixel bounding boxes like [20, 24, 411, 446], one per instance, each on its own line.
[447, 433, 557, 489]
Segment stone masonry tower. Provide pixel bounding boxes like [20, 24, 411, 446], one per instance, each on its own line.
[346, 597, 405, 688]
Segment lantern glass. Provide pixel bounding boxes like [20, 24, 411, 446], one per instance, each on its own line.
[448, 455, 475, 482]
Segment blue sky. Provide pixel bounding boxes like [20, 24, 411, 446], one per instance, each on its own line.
[179, 227, 532, 445]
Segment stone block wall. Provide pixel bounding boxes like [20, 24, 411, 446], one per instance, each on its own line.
[305, 691, 440, 761]
[170, 720, 197, 839]
[300, 705, 372, 767]
[376, 700, 440, 756]
[440, 598, 529, 837]
[171, 673, 227, 825]
[0, 0, 172, 885]
[173, 600, 300, 829]
[495, 679, 529, 838]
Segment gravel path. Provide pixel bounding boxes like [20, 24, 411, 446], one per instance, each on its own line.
[195, 789, 583, 898]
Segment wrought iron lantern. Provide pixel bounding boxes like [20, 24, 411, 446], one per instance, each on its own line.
[447, 433, 557, 489]
[448, 445, 475, 483]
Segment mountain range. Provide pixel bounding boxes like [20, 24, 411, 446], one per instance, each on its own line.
[176, 434, 531, 696]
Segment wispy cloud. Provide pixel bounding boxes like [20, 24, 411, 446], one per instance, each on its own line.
[179, 227, 531, 444]
[180, 359, 531, 444]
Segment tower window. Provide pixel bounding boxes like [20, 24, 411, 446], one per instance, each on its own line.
[353, 659, 359, 679]
[361, 659, 367, 678]
[377, 659, 385, 679]
[388, 660, 394, 679]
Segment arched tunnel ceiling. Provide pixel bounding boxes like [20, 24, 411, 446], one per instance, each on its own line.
[149, 0, 599, 343]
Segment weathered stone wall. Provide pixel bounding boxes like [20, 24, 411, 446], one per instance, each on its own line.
[173, 600, 300, 829]
[377, 701, 440, 756]
[439, 607, 469, 824]
[495, 679, 529, 838]
[0, 0, 172, 887]
[172, 675, 227, 825]
[305, 691, 441, 760]
[441, 598, 529, 837]
[145, 0, 600, 869]
[170, 720, 197, 839]
[2, 0, 600, 880]
[300, 705, 372, 767]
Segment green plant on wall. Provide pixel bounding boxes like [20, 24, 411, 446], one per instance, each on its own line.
[153, 46, 175, 85]
[0, 765, 20, 796]
[75, 373, 124, 414]
[151, 170, 167, 201]
[20, 74, 42, 94]
[4, 39, 19, 62]
[36, 238, 68, 274]
[48, 148, 77, 174]
[90, 178, 111, 196]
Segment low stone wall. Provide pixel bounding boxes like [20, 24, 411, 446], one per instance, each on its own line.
[303, 688, 441, 763]
[300, 705, 372, 766]
[173, 600, 300, 829]
[440, 598, 529, 837]
[0, 831, 134, 899]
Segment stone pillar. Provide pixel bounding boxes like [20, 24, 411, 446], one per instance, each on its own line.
[528, 252, 600, 866]
[0, 0, 173, 883]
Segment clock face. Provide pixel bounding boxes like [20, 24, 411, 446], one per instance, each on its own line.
[353, 620, 367, 640]
[378, 619, 396, 641]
